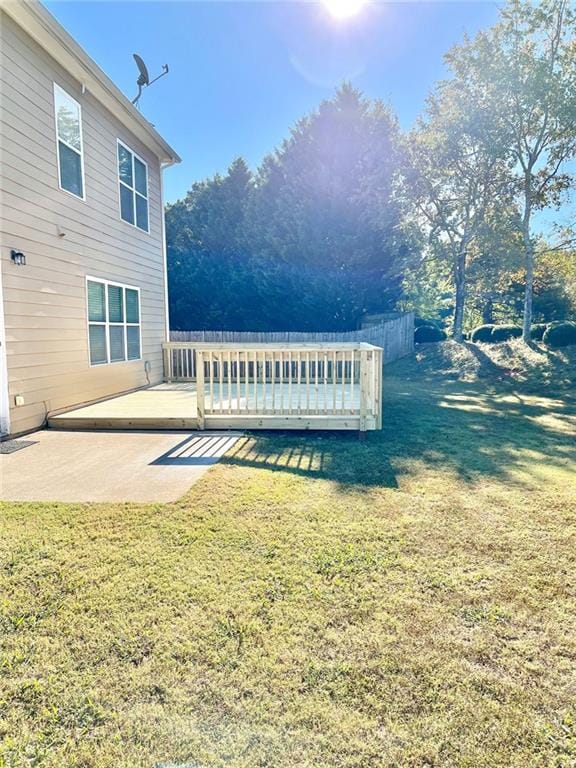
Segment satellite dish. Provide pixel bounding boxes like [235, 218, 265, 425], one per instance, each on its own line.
[133, 54, 150, 87]
[132, 54, 169, 107]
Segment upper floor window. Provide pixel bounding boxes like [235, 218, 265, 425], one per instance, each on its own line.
[117, 141, 149, 232]
[54, 84, 84, 199]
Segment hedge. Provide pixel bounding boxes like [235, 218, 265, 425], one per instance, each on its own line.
[471, 324, 495, 343]
[414, 325, 447, 343]
[530, 324, 548, 341]
[543, 322, 576, 348]
[491, 325, 523, 342]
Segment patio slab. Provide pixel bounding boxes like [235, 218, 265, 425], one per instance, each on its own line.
[0, 429, 242, 503]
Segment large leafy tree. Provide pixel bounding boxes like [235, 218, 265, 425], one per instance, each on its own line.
[167, 86, 413, 331]
[446, 0, 576, 340]
[245, 84, 413, 329]
[166, 158, 257, 329]
[404, 77, 510, 340]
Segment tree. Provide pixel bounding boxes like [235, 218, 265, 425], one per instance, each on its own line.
[167, 86, 415, 332]
[404, 76, 510, 340]
[466, 208, 525, 326]
[446, 0, 576, 340]
[246, 84, 414, 330]
[166, 159, 256, 330]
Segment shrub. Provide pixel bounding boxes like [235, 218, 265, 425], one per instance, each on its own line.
[415, 317, 440, 329]
[471, 324, 495, 343]
[543, 321, 576, 348]
[530, 324, 547, 341]
[491, 324, 523, 342]
[414, 325, 447, 343]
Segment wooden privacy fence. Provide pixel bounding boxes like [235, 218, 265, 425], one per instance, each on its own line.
[169, 312, 414, 366]
[162, 342, 383, 432]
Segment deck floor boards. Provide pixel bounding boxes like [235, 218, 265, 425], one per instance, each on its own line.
[48, 383, 368, 431]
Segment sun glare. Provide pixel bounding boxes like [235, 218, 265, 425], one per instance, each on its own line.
[323, 0, 366, 19]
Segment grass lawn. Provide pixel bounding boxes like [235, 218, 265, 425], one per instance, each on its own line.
[1, 341, 575, 768]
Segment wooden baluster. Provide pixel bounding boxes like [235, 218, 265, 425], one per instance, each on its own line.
[245, 351, 250, 413]
[324, 352, 328, 414]
[261, 350, 266, 414]
[218, 351, 223, 412]
[254, 351, 258, 413]
[359, 348, 368, 433]
[163, 346, 170, 383]
[341, 350, 345, 413]
[306, 352, 310, 414]
[288, 351, 292, 415]
[227, 350, 232, 415]
[196, 350, 205, 430]
[236, 350, 241, 414]
[271, 350, 276, 414]
[209, 351, 214, 413]
[332, 351, 337, 414]
[350, 350, 355, 414]
[278, 350, 284, 413]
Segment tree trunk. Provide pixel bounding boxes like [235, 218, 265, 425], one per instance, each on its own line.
[482, 297, 494, 325]
[522, 197, 533, 342]
[453, 243, 467, 342]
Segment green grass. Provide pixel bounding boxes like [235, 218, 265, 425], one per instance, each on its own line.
[1, 342, 575, 768]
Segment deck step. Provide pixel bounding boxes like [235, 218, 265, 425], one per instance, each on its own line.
[48, 416, 199, 431]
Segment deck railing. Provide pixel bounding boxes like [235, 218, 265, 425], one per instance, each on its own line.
[162, 342, 383, 432]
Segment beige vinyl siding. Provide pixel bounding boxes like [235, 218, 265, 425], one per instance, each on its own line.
[0, 10, 169, 435]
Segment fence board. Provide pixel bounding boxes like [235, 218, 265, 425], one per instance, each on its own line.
[169, 312, 414, 364]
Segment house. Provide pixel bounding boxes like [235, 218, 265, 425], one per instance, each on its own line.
[0, 0, 180, 437]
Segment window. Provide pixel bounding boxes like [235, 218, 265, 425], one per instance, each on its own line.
[54, 84, 84, 198]
[86, 278, 141, 365]
[117, 141, 149, 232]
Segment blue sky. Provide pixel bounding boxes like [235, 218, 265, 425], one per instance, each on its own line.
[46, 1, 503, 203]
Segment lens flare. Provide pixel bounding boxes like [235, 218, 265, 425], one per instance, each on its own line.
[323, 0, 366, 19]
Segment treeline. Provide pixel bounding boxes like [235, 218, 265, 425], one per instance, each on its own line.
[166, 0, 576, 338]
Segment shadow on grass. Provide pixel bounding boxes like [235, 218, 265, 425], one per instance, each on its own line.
[221, 375, 576, 490]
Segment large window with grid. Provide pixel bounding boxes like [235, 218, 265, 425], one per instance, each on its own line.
[86, 278, 141, 365]
[54, 83, 84, 199]
[117, 140, 149, 232]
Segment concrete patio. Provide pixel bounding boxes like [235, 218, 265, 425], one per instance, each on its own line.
[0, 429, 242, 502]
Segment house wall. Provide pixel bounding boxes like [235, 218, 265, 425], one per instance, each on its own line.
[0, 10, 168, 435]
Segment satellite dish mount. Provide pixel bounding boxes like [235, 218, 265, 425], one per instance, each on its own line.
[132, 54, 169, 107]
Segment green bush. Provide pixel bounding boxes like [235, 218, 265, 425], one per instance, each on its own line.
[491, 325, 523, 342]
[415, 317, 440, 329]
[414, 325, 447, 343]
[471, 324, 495, 343]
[542, 321, 576, 348]
[530, 324, 547, 341]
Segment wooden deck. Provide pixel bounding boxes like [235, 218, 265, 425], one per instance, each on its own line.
[48, 382, 370, 432]
[50, 342, 383, 433]
[48, 384, 200, 431]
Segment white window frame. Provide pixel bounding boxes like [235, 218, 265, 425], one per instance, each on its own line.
[117, 139, 150, 233]
[86, 276, 142, 367]
[53, 82, 85, 201]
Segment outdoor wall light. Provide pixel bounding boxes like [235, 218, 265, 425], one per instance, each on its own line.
[10, 249, 26, 266]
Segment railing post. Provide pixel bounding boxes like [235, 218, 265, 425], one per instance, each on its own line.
[376, 348, 383, 430]
[359, 348, 368, 435]
[163, 345, 172, 383]
[196, 350, 206, 430]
